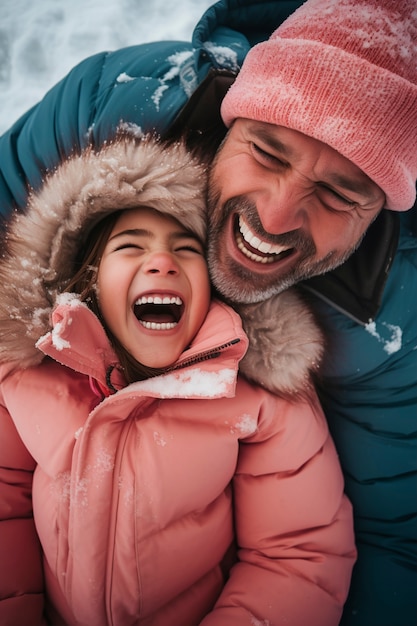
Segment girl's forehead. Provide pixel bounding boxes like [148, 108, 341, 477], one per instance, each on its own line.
[110, 207, 197, 240]
[113, 206, 180, 229]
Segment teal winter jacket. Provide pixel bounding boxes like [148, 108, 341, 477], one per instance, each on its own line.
[0, 1, 416, 625]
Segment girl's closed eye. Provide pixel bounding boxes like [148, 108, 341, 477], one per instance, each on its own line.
[175, 243, 204, 255]
[113, 242, 144, 251]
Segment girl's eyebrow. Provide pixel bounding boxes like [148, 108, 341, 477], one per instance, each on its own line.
[108, 228, 151, 241]
[108, 228, 200, 242]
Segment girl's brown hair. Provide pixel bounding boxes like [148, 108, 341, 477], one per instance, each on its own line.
[65, 211, 167, 386]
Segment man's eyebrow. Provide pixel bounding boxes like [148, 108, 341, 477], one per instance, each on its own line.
[325, 173, 379, 200]
[248, 124, 294, 158]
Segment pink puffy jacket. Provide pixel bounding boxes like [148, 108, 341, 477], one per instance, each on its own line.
[0, 296, 355, 626]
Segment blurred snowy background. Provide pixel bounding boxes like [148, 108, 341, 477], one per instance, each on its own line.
[0, 0, 214, 135]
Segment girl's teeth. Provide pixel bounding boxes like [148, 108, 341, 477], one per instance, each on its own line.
[139, 321, 177, 330]
[135, 295, 183, 306]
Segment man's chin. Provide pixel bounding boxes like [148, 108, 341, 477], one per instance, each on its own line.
[208, 238, 299, 304]
[209, 252, 349, 305]
[209, 263, 294, 304]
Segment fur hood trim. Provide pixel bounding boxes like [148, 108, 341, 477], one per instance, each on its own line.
[236, 291, 324, 398]
[0, 137, 207, 368]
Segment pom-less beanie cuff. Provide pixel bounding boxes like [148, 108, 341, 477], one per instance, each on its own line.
[221, 1, 417, 211]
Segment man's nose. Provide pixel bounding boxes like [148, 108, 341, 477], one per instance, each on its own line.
[255, 179, 307, 234]
[144, 252, 179, 276]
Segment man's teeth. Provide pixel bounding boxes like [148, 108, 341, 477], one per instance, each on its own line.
[135, 295, 183, 306]
[238, 216, 290, 263]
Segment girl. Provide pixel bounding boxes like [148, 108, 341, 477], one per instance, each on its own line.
[0, 136, 355, 626]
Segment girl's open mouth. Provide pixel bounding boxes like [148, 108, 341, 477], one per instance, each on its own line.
[134, 295, 184, 330]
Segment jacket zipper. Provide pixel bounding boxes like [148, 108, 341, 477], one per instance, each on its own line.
[103, 338, 241, 395]
[170, 338, 241, 372]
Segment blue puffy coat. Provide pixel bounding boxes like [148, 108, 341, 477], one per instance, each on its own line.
[0, 1, 415, 624]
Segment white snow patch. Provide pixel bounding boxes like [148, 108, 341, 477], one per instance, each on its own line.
[51, 321, 71, 351]
[86, 124, 95, 142]
[50, 471, 73, 505]
[153, 431, 167, 447]
[74, 477, 89, 507]
[39, 294, 88, 349]
[50, 471, 89, 508]
[364, 320, 403, 354]
[130, 368, 236, 398]
[203, 41, 239, 71]
[150, 50, 197, 107]
[250, 615, 270, 626]
[167, 50, 197, 96]
[203, 42, 239, 71]
[232, 414, 258, 436]
[116, 72, 135, 83]
[74, 427, 83, 440]
[117, 121, 144, 138]
[163, 59, 183, 82]
[151, 83, 169, 111]
[167, 50, 194, 70]
[35, 331, 50, 348]
[93, 448, 114, 473]
[31, 307, 49, 329]
[56, 292, 85, 308]
[117, 475, 134, 506]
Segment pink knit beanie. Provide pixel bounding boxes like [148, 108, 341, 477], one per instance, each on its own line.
[221, 0, 417, 211]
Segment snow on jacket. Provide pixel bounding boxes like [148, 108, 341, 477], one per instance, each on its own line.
[0, 1, 415, 623]
[0, 137, 355, 625]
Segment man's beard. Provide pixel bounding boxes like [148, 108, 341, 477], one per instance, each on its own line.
[207, 192, 362, 305]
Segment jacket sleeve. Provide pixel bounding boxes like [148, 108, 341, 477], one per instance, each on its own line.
[0, 40, 199, 220]
[0, 387, 45, 625]
[200, 391, 356, 626]
[309, 215, 417, 625]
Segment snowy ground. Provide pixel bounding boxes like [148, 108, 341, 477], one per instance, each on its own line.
[0, 0, 214, 135]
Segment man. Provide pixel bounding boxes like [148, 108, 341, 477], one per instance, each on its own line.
[0, 0, 415, 624]
[207, 9, 417, 626]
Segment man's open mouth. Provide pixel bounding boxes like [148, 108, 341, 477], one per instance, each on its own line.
[134, 295, 184, 330]
[235, 215, 293, 263]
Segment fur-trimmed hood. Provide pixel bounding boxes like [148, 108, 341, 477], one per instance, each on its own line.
[0, 137, 207, 367]
[0, 136, 324, 395]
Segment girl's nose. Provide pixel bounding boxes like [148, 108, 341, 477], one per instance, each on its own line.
[144, 252, 179, 276]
